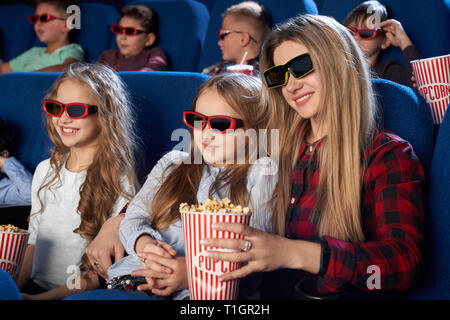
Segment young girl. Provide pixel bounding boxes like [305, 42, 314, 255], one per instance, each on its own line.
[17, 63, 138, 300]
[77, 73, 277, 300]
[203, 14, 425, 299]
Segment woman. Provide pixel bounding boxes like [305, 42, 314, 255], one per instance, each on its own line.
[202, 14, 425, 299]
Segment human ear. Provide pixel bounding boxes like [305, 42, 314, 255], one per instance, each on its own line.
[241, 32, 251, 46]
[145, 33, 156, 47]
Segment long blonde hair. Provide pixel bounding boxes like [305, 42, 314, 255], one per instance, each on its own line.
[39, 63, 139, 271]
[261, 14, 378, 241]
[150, 73, 269, 231]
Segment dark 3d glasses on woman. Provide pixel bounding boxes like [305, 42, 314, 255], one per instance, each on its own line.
[347, 27, 382, 40]
[111, 24, 146, 36]
[183, 111, 244, 133]
[29, 14, 65, 24]
[263, 53, 314, 88]
[43, 100, 98, 119]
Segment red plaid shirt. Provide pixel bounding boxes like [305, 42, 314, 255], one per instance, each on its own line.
[286, 131, 425, 295]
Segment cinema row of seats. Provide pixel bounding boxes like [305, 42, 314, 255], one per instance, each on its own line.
[0, 71, 448, 299]
[1, 0, 448, 72]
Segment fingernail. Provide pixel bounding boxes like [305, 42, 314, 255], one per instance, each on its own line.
[200, 239, 208, 245]
[205, 251, 213, 258]
[212, 223, 218, 229]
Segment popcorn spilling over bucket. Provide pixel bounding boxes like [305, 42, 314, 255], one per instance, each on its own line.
[411, 54, 450, 124]
[180, 198, 251, 300]
[0, 224, 29, 280]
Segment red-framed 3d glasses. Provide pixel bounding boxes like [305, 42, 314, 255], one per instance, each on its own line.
[183, 111, 244, 133]
[29, 13, 65, 24]
[43, 100, 98, 119]
[347, 27, 382, 40]
[111, 24, 146, 36]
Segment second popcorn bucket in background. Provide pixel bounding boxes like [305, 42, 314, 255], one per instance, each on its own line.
[180, 198, 252, 300]
[411, 54, 450, 124]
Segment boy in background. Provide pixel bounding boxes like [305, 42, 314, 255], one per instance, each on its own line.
[98, 5, 168, 72]
[202, 1, 271, 76]
[344, 0, 420, 87]
[0, 0, 84, 74]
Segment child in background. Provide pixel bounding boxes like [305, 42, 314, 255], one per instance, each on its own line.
[17, 63, 138, 300]
[98, 5, 168, 72]
[202, 1, 271, 76]
[0, 0, 84, 74]
[344, 0, 420, 88]
[0, 118, 33, 205]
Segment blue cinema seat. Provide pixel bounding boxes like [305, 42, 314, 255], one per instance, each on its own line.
[372, 78, 435, 175]
[320, 0, 450, 64]
[408, 109, 450, 299]
[33, 3, 120, 62]
[122, 0, 210, 71]
[0, 269, 21, 300]
[118, 71, 209, 181]
[0, 73, 58, 173]
[196, 0, 318, 72]
[0, 4, 35, 62]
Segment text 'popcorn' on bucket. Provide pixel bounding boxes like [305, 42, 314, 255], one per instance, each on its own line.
[179, 198, 251, 214]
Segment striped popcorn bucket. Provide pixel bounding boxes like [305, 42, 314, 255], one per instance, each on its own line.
[411, 54, 450, 124]
[0, 230, 30, 280]
[181, 211, 251, 300]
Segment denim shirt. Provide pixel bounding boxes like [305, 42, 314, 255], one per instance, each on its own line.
[0, 157, 33, 205]
[108, 151, 278, 300]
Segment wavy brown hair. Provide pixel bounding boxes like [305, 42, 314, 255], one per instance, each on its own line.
[150, 73, 270, 231]
[261, 15, 379, 241]
[38, 63, 139, 272]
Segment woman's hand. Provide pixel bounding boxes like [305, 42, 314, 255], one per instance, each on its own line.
[380, 19, 413, 50]
[86, 214, 125, 279]
[132, 254, 188, 296]
[200, 222, 299, 282]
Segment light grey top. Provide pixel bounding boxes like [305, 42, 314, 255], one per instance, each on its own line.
[28, 158, 133, 290]
[108, 150, 278, 300]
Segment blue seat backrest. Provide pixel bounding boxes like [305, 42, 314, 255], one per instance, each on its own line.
[320, 0, 450, 65]
[118, 71, 209, 180]
[0, 269, 21, 300]
[196, 0, 318, 72]
[408, 109, 450, 299]
[122, 0, 210, 71]
[0, 73, 58, 173]
[0, 5, 35, 61]
[192, 0, 217, 12]
[372, 79, 435, 174]
[34, 3, 120, 62]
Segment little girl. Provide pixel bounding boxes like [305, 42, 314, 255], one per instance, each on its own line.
[75, 73, 278, 300]
[18, 63, 138, 300]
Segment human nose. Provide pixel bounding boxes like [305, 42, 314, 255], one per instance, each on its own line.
[59, 107, 72, 122]
[284, 71, 304, 93]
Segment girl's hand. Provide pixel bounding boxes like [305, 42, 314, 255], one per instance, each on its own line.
[132, 254, 188, 296]
[86, 214, 125, 279]
[380, 19, 413, 50]
[411, 75, 418, 88]
[200, 223, 295, 282]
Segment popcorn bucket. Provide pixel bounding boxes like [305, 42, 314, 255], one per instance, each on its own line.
[0, 230, 29, 280]
[181, 211, 251, 300]
[411, 54, 450, 124]
[227, 64, 254, 76]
